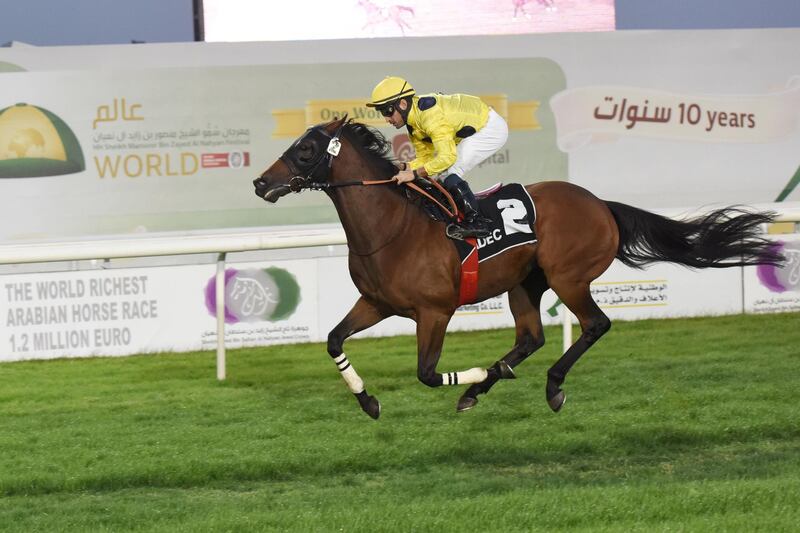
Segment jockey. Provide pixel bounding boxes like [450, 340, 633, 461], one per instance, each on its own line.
[366, 76, 509, 240]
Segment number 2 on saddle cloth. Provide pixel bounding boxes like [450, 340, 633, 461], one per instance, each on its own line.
[407, 181, 538, 306]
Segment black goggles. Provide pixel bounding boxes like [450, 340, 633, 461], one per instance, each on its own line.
[377, 103, 396, 117]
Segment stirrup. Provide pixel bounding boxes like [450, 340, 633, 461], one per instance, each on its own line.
[446, 222, 491, 240]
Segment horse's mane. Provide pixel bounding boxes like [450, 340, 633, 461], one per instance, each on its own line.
[341, 120, 399, 180]
[339, 120, 450, 217]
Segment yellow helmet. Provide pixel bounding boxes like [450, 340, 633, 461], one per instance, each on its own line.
[366, 76, 415, 108]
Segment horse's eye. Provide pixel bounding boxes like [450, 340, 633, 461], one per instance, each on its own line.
[297, 142, 315, 162]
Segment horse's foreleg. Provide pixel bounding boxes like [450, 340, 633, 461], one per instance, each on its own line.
[545, 280, 611, 412]
[415, 309, 489, 390]
[327, 297, 388, 419]
[458, 278, 548, 412]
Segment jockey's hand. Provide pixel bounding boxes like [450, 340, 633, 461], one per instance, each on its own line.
[393, 170, 416, 184]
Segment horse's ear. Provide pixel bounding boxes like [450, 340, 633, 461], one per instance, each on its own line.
[323, 114, 348, 135]
[332, 113, 349, 128]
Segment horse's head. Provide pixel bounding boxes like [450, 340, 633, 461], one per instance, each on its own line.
[253, 116, 348, 203]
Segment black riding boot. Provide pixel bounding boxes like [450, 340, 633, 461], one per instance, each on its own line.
[443, 174, 491, 240]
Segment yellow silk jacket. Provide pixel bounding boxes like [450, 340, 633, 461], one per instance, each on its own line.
[405, 93, 490, 176]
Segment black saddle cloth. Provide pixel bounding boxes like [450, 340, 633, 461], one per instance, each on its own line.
[407, 181, 538, 262]
[454, 183, 538, 263]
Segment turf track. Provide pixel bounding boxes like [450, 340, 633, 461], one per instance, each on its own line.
[1, 313, 799, 531]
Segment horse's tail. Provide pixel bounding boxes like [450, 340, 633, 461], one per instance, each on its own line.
[604, 201, 785, 269]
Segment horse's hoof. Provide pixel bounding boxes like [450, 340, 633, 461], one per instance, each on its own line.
[547, 390, 566, 412]
[497, 360, 516, 380]
[457, 395, 478, 412]
[355, 391, 381, 420]
[364, 396, 381, 420]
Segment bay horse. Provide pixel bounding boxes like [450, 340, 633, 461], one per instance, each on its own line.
[253, 117, 783, 419]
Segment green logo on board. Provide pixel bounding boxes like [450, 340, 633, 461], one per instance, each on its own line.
[0, 103, 85, 178]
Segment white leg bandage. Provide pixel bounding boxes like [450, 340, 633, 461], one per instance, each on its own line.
[441, 367, 489, 385]
[332, 353, 365, 394]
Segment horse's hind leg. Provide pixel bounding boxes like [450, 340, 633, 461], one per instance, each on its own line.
[457, 272, 549, 412]
[327, 296, 390, 419]
[545, 281, 610, 412]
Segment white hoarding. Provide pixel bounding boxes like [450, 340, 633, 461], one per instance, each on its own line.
[1, 259, 318, 362]
[744, 234, 800, 313]
[2, 250, 768, 362]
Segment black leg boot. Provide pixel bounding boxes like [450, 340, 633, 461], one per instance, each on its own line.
[443, 174, 491, 240]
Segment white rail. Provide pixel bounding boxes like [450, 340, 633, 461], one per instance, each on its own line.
[0, 226, 347, 379]
[0, 227, 347, 264]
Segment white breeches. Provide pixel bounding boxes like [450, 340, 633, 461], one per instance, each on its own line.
[445, 108, 509, 177]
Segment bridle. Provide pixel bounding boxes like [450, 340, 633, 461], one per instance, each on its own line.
[279, 120, 394, 193]
[277, 120, 458, 218]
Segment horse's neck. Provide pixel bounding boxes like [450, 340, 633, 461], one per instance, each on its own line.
[330, 178, 411, 255]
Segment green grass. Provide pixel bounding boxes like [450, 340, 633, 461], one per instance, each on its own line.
[1, 313, 799, 532]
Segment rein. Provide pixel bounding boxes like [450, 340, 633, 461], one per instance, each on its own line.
[294, 178, 394, 190]
[406, 179, 458, 220]
[293, 177, 458, 220]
